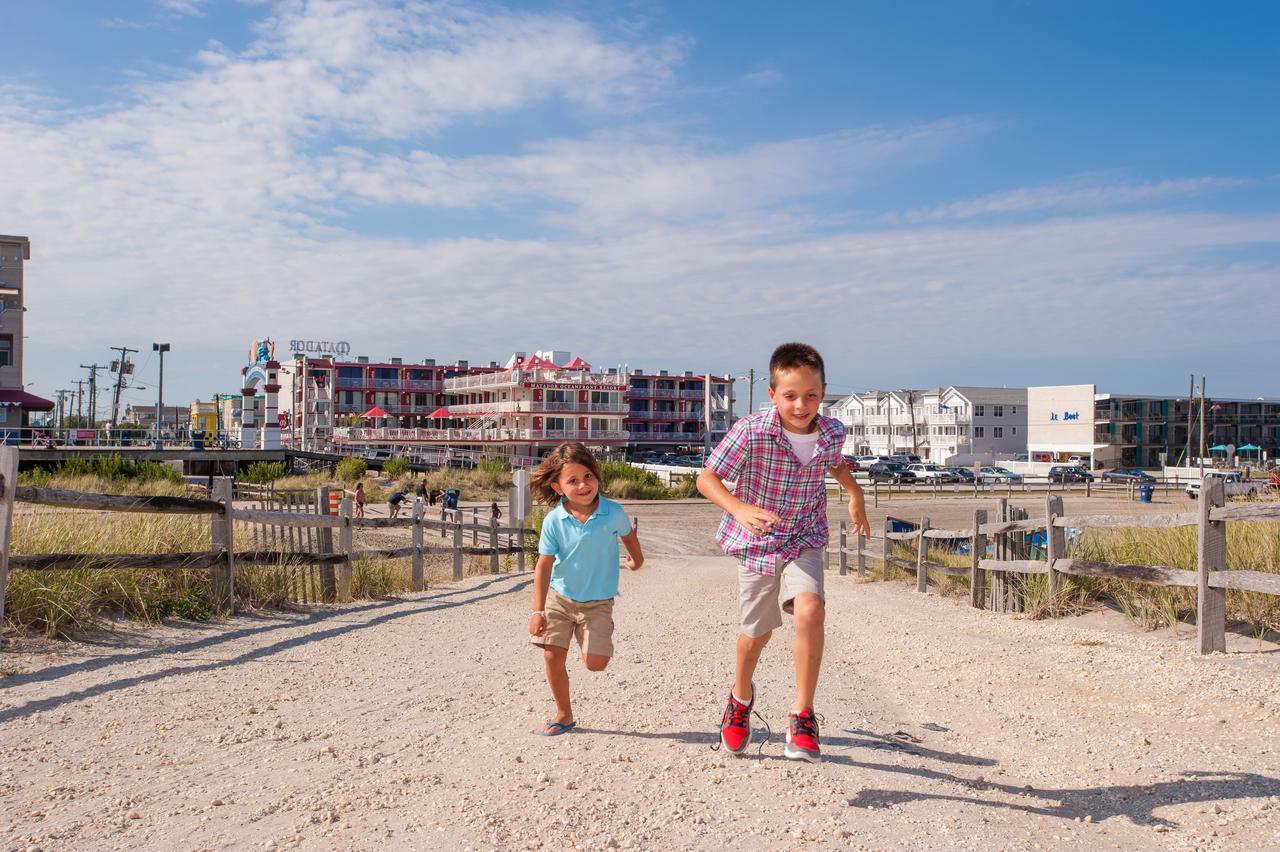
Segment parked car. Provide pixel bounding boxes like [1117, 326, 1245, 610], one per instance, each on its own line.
[906, 463, 957, 482]
[841, 455, 862, 471]
[1048, 465, 1094, 483]
[867, 462, 917, 484]
[943, 467, 977, 483]
[1186, 470, 1264, 500]
[857, 455, 893, 467]
[1101, 468, 1155, 483]
[977, 466, 1023, 483]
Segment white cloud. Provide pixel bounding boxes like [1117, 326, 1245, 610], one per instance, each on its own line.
[3, 0, 1278, 401]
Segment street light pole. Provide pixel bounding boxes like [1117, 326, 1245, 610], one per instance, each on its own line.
[153, 343, 170, 447]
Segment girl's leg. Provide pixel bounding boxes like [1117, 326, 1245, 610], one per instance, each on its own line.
[543, 645, 573, 726]
[583, 653, 609, 672]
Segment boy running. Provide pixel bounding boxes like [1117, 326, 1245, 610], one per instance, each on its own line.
[697, 342, 870, 762]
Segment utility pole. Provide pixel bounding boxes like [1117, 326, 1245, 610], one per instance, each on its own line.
[907, 390, 920, 455]
[109, 345, 138, 428]
[1184, 373, 1194, 467]
[747, 367, 756, 415]
[72, 379, 86, 422]
[80, 363, 105, 428]
[152, 342, 170, 447]
[55, 389, 71, 432]
[1199, 377, 1207, 477]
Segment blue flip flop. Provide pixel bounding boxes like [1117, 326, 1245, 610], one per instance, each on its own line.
[539, 720, 577, 737]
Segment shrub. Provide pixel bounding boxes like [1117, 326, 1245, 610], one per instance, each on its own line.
[599, 461, 671, 500]
[336, 457, 368, 482]
[31, 455, 184, 485]
[238, 461, 288, 483]
[383, 457, 410, 477]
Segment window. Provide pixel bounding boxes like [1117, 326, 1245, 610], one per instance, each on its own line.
[0, 334, 11, 367]
[974, 405, 985, 417]
[994, 405, 1004, 417]
[1013, 427, 1017, 435]
[591, 391, 614, 404]
[413, 393, 430, 406]
[994, 427, 1004, 438]
[1012, 406, 1018, 414]
[338, 366, 362, 381]
[974, 426, 985, 438]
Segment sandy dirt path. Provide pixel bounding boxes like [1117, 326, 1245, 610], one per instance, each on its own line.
[3, 498, 1280, 851]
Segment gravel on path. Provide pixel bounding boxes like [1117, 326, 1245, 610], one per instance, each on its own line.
[3, 500, 1279, 850]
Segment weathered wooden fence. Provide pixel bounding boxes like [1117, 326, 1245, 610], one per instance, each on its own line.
[0, 454, 533, 622]
[827, 478, 1280, 654]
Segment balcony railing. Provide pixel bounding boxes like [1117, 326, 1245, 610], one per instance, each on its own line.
[333, 427, 630, 443]
[443, 401, 629, 415]
[445, 367, 626, 392]
[334, 378, 444, 391]
[627, 410, 691, 421]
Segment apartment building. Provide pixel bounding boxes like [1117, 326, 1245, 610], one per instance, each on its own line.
[625, 369, 732, 451]
[0, 235, 53, 431]
[831, 386, 1028, 463]
[1028, 384, 1280, 468]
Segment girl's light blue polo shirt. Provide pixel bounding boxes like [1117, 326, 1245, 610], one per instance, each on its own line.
[538, 497, 632, 602]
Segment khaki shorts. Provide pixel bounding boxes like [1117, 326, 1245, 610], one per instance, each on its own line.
[531, 590, 615, 657]
[737, 548, 825, 638]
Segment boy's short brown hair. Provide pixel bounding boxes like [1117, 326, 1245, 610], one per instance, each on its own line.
[530, 441, 604, 506]
[769, 342, 826, 388]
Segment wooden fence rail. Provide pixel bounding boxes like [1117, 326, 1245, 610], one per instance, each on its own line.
[826, 477, 1276, 653]
[0, 460, 535, 621]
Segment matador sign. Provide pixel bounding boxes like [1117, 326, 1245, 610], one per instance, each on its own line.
[289, 339, 351, 356]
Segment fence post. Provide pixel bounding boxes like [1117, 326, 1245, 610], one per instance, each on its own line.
[856, 530, 866, 576]
[0, 446, 18, 624]
[838, 521, 848, 577]
[1045, 495, 1065, 614]
[881, 517, 893, 578]
[452, 515, 464, 581]
[412, 498, 425, 591]
[517, 517, 527, 573]
[338, 497, 353, 602]
[489, 517, 500, 574]
[471, 507, 479, 546]
[1196, 476, 1227, 654]
[1086, 477, 1091, 498]
[317, 486, 337, 601]
[915, 516, 930, 593]
[872, 479, 879, 508]
[969, 509, 987, 608]
[210, 477, 236, 615]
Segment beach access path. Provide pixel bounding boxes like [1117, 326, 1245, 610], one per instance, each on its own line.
[2, 496, 1279, 850]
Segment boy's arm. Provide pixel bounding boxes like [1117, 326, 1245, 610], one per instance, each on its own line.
[529, 554, 554, 636]
[619, 529, 644, 571]
[830, 463, 871, 538]
[696, 467, 780, 535]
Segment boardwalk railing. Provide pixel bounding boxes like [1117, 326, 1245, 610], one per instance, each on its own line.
[826, 477, 1280, 654]
[0, 449, 533, 622]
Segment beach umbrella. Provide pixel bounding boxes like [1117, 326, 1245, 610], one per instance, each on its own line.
[1209, 444, 1228, 452]
[362, 406, 391, 419]
[428, 407, 451, 418]
[1238, 443, 1260, 451]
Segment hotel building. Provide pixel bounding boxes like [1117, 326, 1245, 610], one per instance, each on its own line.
[0, 235, 53, 430]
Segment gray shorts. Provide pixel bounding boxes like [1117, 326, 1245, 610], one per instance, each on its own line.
[737, 548, 825, 638]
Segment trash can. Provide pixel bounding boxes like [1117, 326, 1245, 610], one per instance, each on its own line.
[1139, 483, 1154, 503]
[192, 430, 205, 451]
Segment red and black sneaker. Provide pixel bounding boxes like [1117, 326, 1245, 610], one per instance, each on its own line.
[785, 708, 821, 763]
[719, 684, 755, 755]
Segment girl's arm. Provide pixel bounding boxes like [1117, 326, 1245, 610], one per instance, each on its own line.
[529, 554, 554, 636]
[830, 463, 871, 538]
[620, 529, 644, 571]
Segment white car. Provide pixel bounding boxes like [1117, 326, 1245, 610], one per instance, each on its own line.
[906, 463, 954, 482]
[978, 466, 1023, 484]
[1186, 470, 1263, 500]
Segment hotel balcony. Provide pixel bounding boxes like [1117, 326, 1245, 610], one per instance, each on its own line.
[335, 378, 444, 391]
[627, 410, 693, 421]
[334, 427, 630, 443]
[446, 367, 626, 392]
[444, 401, 629, 415]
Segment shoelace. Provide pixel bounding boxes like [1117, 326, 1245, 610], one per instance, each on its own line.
[790, 711, 820, 742]
[710, 708, 773, 756]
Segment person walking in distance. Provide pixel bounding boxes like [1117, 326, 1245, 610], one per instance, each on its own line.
[697, 342, 870, 763]
[528, 442, 644, 736]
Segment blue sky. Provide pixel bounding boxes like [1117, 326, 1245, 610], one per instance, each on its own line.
[4, 0, 1278, 414]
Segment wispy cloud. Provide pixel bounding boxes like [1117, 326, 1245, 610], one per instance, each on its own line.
[897, 175, 1252, 223]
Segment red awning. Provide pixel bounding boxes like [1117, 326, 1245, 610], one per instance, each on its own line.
[563, 357, 592, 370]
[0, 390, 54, 411]
[361, 406, 391, 418]
[428, 407, 452, 418]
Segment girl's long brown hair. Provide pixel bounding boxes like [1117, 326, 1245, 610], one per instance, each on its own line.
[530, 442, 603, 506]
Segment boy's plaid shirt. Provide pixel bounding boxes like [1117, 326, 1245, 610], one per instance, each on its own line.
[705, 408, 846, 575]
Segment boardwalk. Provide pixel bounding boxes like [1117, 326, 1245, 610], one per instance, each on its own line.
[3, 500, 1280, 850]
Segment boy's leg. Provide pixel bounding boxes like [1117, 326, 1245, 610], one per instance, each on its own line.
[790, 592, 825, 711]
[734, 630, 771, 701]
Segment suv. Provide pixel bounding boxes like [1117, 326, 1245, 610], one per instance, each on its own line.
[906, 463, 956, 482]
[868, 462, 917, 484]
[1048, 465, 1094, 483]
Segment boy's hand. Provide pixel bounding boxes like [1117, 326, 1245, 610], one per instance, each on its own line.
[623, 554, 644, 571]
[529, 613, 547, 637]
[731, 503, 781, 537]
[849, 504, 871, 539]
